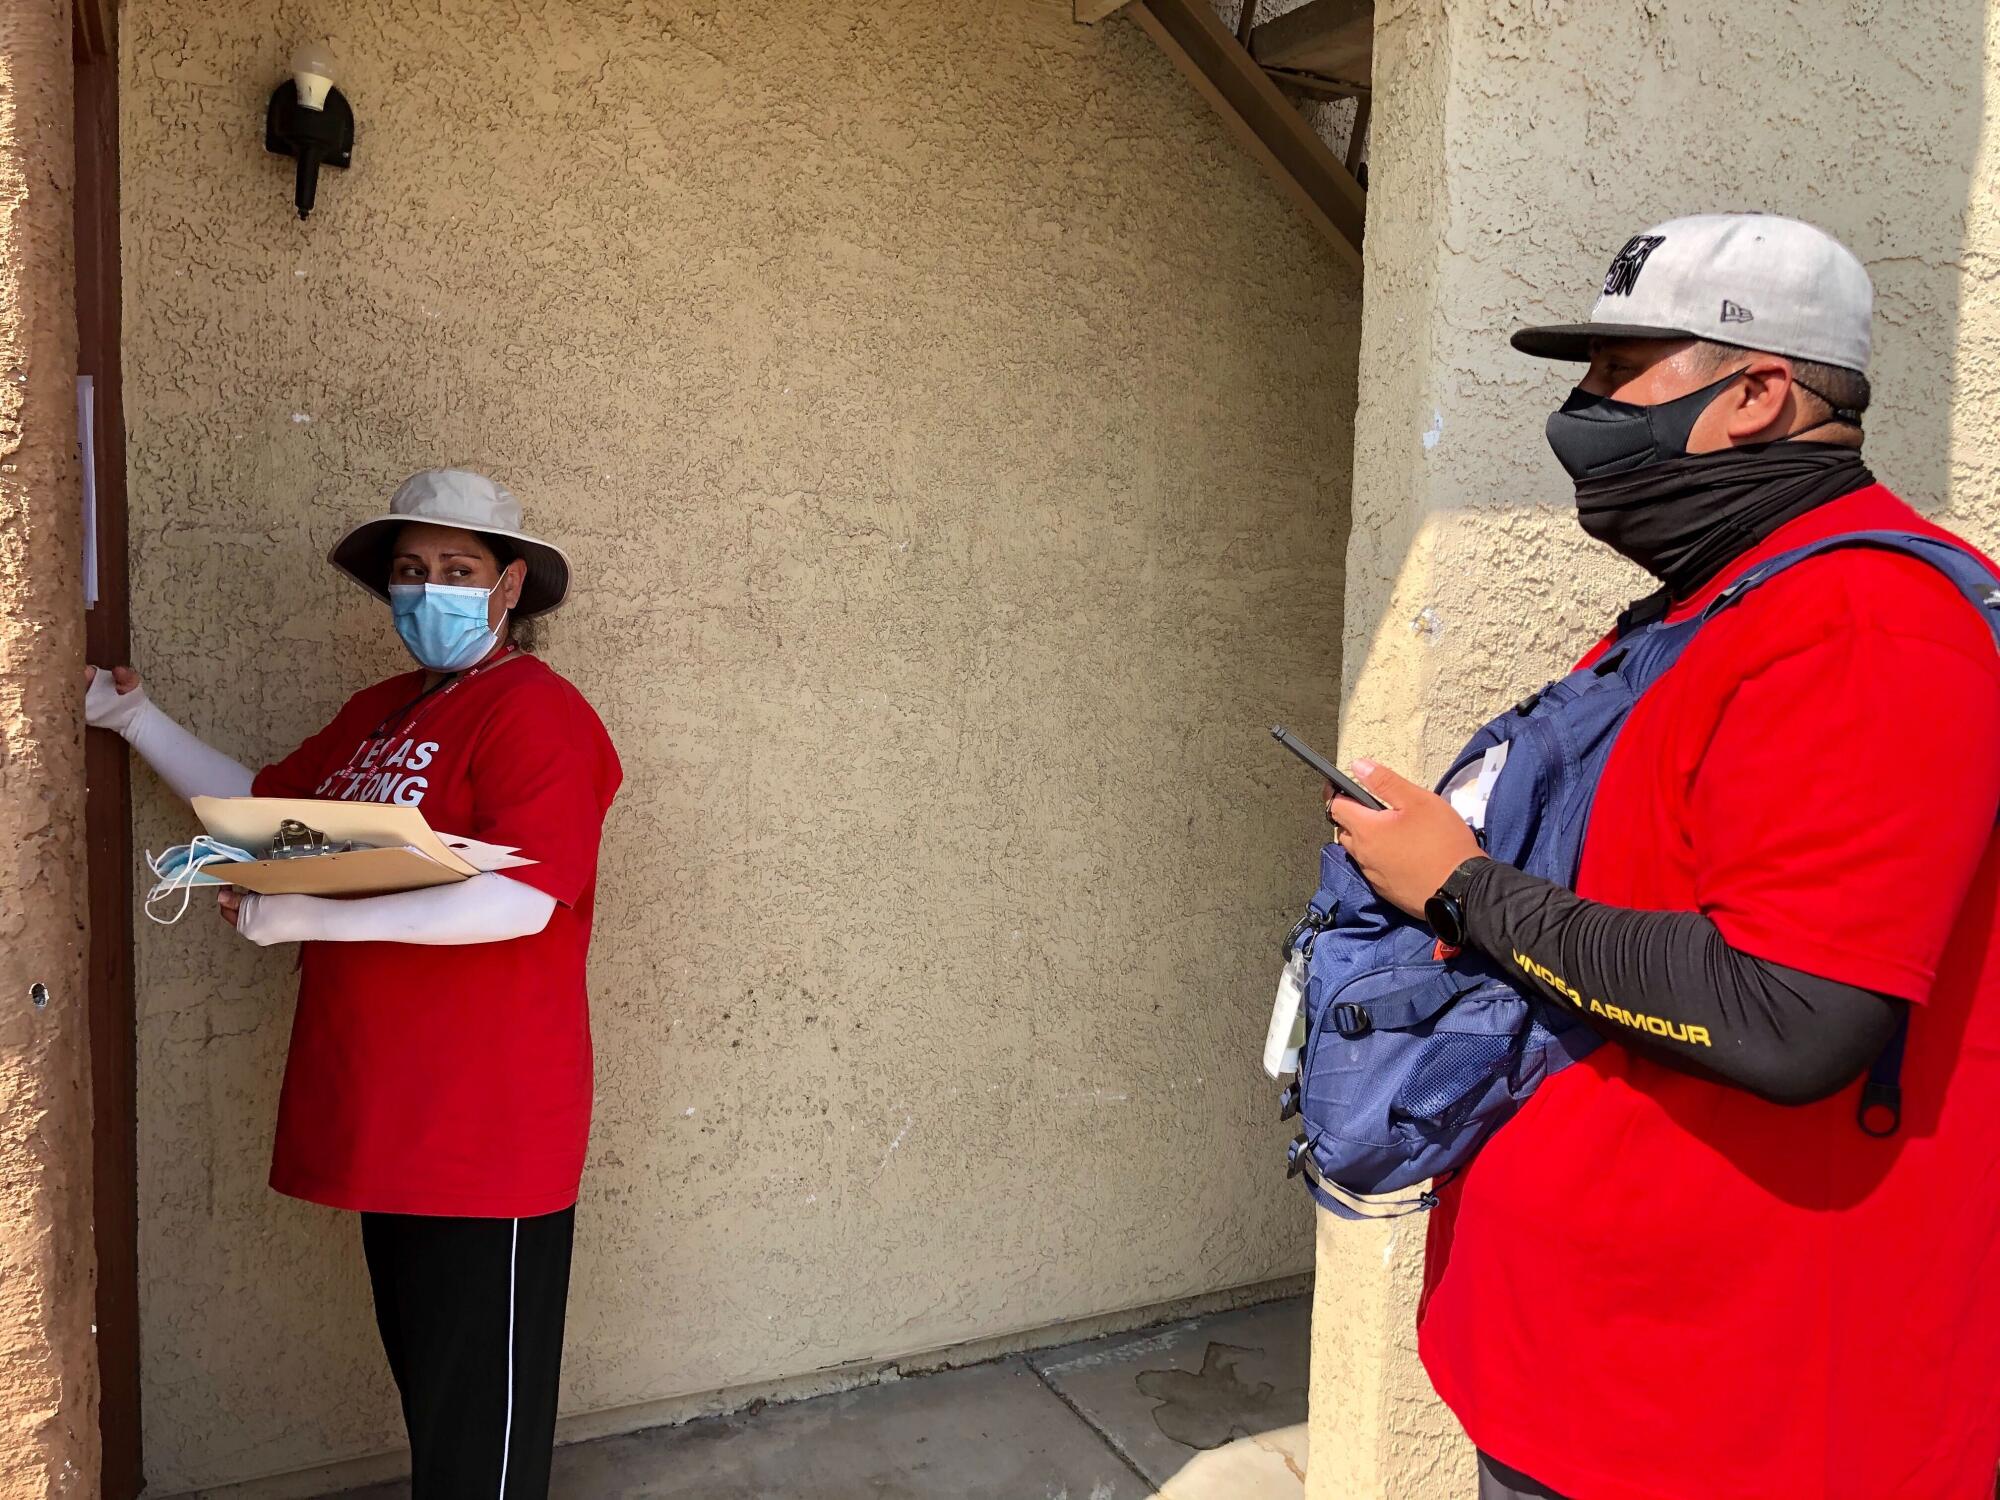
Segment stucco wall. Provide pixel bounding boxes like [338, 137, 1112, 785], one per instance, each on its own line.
[0, 4, 101, 1495]
[1311, 1, 1998, 1495]
[118, 1, 1359, 1489]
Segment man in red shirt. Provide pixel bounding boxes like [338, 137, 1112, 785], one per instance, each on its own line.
[1328, 215, 2000, 1498]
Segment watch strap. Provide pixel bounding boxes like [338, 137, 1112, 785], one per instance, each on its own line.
[1438, 856, 1487, 904]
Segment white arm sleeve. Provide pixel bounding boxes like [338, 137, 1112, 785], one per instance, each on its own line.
[87, 672, 256, 802]
[233, 873, 558, 948]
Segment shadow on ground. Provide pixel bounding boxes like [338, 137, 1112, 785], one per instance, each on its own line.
[324, 1295, 1309, 1500]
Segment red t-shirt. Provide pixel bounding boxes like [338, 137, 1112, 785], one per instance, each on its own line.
[1419, 486, 2000, 1499]
[252, 651, 622, 1218]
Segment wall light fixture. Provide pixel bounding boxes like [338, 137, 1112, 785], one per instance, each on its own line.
[265, 43, 354, 220]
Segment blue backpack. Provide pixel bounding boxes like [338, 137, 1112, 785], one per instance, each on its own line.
[1282, 530, 2000, 1219]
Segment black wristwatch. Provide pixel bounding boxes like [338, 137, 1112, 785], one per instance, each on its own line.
[1424, 858, 1486, 950]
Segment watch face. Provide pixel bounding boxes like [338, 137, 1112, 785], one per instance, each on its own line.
[1426, 893, 1465, 947]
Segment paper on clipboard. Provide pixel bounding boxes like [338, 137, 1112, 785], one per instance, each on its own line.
[434, 835, 536, 873]
[187, 798, 538, 897]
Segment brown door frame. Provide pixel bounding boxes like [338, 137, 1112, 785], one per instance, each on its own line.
[73, 0, 143, 1492]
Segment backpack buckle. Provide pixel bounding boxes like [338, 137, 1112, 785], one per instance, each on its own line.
[1283, 905, 1332, 960]
[1279, 1083, 1300, 1122]
[1286, 1135, 1310, 1178]
[1331, 1002, 1372, 1039]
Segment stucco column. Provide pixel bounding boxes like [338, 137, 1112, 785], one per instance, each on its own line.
[1305, 8, 1509, 1492]
[0, 2, 101, 1493]
[1310, 1, 1993, 1494]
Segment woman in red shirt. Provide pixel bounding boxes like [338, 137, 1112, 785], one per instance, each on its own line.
[86, 469, 622, 1498]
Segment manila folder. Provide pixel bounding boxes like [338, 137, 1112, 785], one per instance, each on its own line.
[190, 797, 482, 898]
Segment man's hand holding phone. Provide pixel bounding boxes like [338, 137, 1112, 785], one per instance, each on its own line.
[1271, 727, 1485, 916]
[1325, 761, 1486, 919]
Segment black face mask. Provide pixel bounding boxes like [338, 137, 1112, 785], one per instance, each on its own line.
[1546, 368, 1871, 598]
[1572, 443, 1874, 599]
[1544, 369, 1745, 481]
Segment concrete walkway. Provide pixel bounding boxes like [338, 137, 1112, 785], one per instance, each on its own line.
[328, 1296, 1309, 1499]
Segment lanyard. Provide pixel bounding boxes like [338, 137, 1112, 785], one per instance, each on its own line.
[368, 646, 525, 745]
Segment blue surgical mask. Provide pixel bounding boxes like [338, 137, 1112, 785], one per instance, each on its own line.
[389, 580, 505, 672]
[144, 836, 256, 925]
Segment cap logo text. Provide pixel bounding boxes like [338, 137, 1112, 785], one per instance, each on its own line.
[1602, 235, 1666, 298]
[1720, 299, 1754, 323]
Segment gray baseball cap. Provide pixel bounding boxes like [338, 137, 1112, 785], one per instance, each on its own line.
[1512, 213, 1873, 374]
[330, 468, 572, 617]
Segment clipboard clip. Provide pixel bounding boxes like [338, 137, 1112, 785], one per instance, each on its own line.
[268, 818, 367, 860]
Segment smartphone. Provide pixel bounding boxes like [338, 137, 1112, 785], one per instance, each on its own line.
[1270, 724, 1388, 812]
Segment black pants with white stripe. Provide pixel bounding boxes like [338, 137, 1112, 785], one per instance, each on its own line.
[361, 1206, 575, 1499]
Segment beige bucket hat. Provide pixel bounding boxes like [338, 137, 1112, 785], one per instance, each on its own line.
[329, 469, 571, 618]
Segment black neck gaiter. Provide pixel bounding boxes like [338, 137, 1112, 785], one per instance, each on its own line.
[1574, 443, 1874, 599]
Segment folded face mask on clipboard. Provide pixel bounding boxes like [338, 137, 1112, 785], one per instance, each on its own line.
[144, 836, 259, 925]
[145, 818, 379, 927]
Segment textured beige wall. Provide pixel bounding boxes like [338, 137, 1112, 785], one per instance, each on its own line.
[119, 1, 1359, 1489]
[1310, 1, 1998, 1495]
[0, 2, 101, 1494]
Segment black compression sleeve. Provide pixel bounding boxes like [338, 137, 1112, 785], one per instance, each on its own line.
[1458, 858, 1901, 1105]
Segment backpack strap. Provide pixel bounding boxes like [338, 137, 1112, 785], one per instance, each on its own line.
[1578, 588, 1677, 694]
[1702, 529, 2000, 647]
[1613, 587, 1673, 640]
[1590, 531, 1995, 699]
[1703, 529, 2000, 1138]
[1289, 1136, 1453, 1219]
[1857, 1006, 1911, 1138]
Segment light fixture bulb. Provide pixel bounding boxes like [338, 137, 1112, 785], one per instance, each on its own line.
[291, 43, 336, 111]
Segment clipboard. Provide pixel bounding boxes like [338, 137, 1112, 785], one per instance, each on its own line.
[188, 797, 536, 898]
